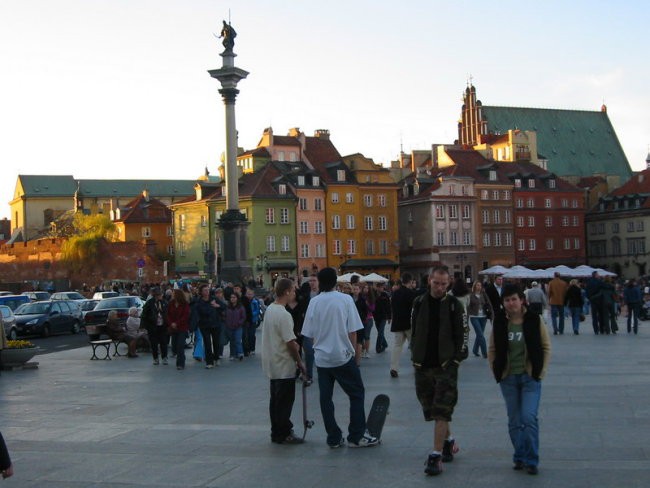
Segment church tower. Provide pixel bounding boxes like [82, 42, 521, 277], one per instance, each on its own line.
[458, 84, 488, 146]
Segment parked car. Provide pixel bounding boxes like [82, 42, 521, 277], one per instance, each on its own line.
[22, 291, 51, 302]
[51, 291, 86, 302]
[0, 291, 14, 297]
[83, 296, 145, 335]
[0, 295, 31, 311]
[92, 291, 119, 300]
[12, 300, 82, 337]
[1, 305, 17, 340]
[79, 299, 100, 325]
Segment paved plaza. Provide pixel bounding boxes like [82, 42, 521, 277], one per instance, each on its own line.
[1, 315, 649, 487]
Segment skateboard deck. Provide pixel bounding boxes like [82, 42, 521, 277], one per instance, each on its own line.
[366, 394, 390, 441]
[301, 380, 314, 440]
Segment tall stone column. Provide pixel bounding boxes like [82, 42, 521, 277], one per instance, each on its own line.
[208, 21, 252, 284]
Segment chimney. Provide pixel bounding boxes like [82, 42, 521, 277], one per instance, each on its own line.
[288, 127, 301, 137]
[314, 129, 330, 140]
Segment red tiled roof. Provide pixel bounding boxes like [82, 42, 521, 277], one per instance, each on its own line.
[117, 195, 171, 223]
[610, 169, 650, 197]
[271, 135, 301, 147]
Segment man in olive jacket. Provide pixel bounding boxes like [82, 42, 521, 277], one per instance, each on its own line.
[411, 266, 468, 476]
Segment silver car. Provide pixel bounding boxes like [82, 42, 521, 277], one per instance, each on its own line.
[1, 305, 18, 340]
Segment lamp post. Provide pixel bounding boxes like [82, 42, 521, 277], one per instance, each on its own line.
[456, 253, 468, 282]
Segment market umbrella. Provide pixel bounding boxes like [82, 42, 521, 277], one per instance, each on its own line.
[360, 273, 389, 283]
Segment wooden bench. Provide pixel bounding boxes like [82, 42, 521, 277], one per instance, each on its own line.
[86, 325, 128, 359]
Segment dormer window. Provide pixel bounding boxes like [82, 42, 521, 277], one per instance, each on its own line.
[297, 175, 305, 186]
[489, 170, 496, 181]
[548, 179, 556, 189]
[337, 169, 346, 182]
[514, 178, 522, 188]
[312, 176, 320, 186]
[402, 184, 409, 198]
[279, 184, 287, 195]
[528, 179, 535, 189]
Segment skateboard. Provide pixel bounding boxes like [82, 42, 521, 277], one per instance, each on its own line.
[366, 394, 390, 442]
[301, 379, 315, 440]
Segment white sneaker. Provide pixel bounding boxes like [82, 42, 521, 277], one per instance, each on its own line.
[162, 358, 168, 365]
[362, 351, 370, 359]
[153, 359, 159, 365]
[348, 432, 379, 448]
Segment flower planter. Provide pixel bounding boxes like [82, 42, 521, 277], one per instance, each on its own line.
[1, 347, 39, 369]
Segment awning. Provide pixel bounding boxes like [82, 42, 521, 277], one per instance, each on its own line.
[266, 261, 297, 271]
[340, 258, 398, 269]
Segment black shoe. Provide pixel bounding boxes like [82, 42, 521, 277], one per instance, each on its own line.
[513, 461, 525, 470]
[279, 434, 304, 445]
[328, 438, 345, 449]
[442, 439, 458, 462]
[425, 453, 443, 476]
[390, 369, 399, 378]
[526, 465, 538, 475]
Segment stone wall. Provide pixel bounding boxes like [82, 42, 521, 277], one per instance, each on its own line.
[0, 238, 167, 291]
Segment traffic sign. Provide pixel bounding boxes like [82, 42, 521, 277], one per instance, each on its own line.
[137, 258, 146, 268]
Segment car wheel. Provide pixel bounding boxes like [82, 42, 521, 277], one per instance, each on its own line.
[71, 320, 80, 335]
[9, 328, 17, 340]
[41, 323, 51, 338]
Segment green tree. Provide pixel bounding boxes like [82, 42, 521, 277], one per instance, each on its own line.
[61, 214, 116, 270]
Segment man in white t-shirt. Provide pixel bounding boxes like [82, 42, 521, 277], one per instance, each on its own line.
[261, 278, 306, 445]
[302, 267, 378, 448]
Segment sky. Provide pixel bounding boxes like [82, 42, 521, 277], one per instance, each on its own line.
[1, 0, 649, 221]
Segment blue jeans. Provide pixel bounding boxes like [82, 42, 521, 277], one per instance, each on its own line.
[469, 316, 487, 357]
[569, 307, 582, 333]
[499, 373, 542, 467]
[550, 305, 565, 334]
[627, 303, 639, 333]
[317, 358, 366, 446]
[225, 327, 243, 358]
[374, 319, 388, 353]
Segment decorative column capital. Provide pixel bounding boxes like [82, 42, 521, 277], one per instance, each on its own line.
[218, 87, 240, 104]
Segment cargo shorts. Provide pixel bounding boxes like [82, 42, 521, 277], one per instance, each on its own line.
[414, 364, 458, 422]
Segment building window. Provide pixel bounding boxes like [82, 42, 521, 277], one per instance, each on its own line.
[562, 216, 569, 227]
[379, 240, 389, 255]
[166, 226, 173, 236]
[627, 238, 646, 255]
[572, 216, 579, 227]
[299, 221, 308, 234]
[598, 223, 605, 234]
[299, 198, 308, 210]
[549, 179, 556, 189]
[314, 198, 323, 211]
[504, 209, 512, 224]
[462, 205, 470, 219]
[463, 231, 472, 245]
[167, 245, 174, 255]
[482, 210, 490, 224]
[278, 184, 286, 195]
[314, 221, 324, 234]
[493, 210, 500, 224]
[449, 204, 458, 219]
[637, 221, 644, 231]
[345, 192, 354, 204]
[564, 238, 571, 250]
[528, 179, 535, 189]
[627, 221, 635, 232]
[408, 211, 413, 223]
[492, 190, 499, 200]
[529, 239, 536, 250]
[546, 238, 554, 250]
[312, 176, 320, 187]
[527, 198, 534, 208]
[516, 198, 524, 208]
[200, 215, 207, 227]
[364, 194, 372, 207]
[518, 239, 525, 251]
[364, 216, 373, 230]
[561, 198, 568, 208]
[301, 244, 309, 258]
[337, 169, 346, 182]
[489, 170, 497, 181]
[517, 216, 524, 227]
[505, 232, 512, 246]
[315, 244, 325, 257]
[332, 215, 341, 229]
[612, 222, 619, 233]
[142, 226, 151, 238]
[494, 232, 502, 247]
[483, 233, 491, 247]
[346, 215, 355, 229]
[437, 232, 445, 246]
[201, 241, 209, 252]
[347, 239, 356, 255]
[514, 178, 522, 188]
[179, 241, 186, 256]
[280, 208, 290, 224]
[481, 190, 489, 200]
[297, 175, 305, 186]
[435, 205, 445, 219]
[572, 199, 579, 208]
[448, 184, 455, 195]
[450, 231, 458, 246]
[331, 192, 339, 204]
[378, 216, 387, 231]
[544, 198, 552, 208]
[528, 216, 535, 227]
[333, 239, 341, 255]
[179, 214, 186, 230]
[265, 208, 275, 224]
[378, 194, 386, 207]
[266, 236, 276, 252]
[503, 190, 511, 200]
[366, 239, 375, 255]
[281, 235, 290, 252]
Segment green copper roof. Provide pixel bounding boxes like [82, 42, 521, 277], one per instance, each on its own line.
[482, 106, 632, 179]
[18, 175, 77, 197]
[78, 179, 196, 197]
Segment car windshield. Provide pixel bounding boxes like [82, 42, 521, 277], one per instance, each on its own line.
[0, 306, 11, 318]
[15, 302, 51, 315]
[81, 301, 99, 311]
[62, 292, 85, 300]
[95, 298, 137, 310]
